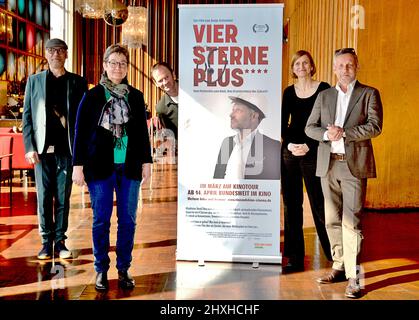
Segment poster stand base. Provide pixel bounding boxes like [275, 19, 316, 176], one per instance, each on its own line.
[176, 254, 282, 265]
[196, 260, 261, 268]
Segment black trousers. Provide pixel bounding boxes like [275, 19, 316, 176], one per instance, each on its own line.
[281, 148, 332, 262]
[34, 153, 73, 245]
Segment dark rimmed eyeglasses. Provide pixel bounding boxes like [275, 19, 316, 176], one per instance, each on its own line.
[334, 48, 356, 56]
[46, 47, 67, 55]
[106, 60, 128, 69]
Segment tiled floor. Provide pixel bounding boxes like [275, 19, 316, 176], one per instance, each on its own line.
[0, 164, 418, 303]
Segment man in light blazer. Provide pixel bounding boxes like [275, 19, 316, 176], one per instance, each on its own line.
[23, 38, 87, 260]
[213, 94, 281, 180]
[305, 48, 383, 298]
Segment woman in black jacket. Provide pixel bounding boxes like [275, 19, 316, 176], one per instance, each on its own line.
[281, 50, 332, 273]
[72, 44, 152, 291]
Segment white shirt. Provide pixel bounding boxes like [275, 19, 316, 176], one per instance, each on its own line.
[224, 129, 257, 179]
[171, 95, 179, 104]
[326, 80, 356, 154]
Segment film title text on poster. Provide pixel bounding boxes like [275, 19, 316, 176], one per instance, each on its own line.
[192, 21, 270, 87]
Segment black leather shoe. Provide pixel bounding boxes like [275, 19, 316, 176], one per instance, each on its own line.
[118, 271, 135, 289]
[95, 272, 109, 291]
[283, 259, 304, 274]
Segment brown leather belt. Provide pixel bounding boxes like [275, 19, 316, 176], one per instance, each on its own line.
[331, 153, 346, 161]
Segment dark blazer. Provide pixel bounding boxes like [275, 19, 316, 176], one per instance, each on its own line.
[72, 84, 152, 182]
[213, 131, 281, 180]
[305, 81, 383, 179]
[23, 70, 87, 155]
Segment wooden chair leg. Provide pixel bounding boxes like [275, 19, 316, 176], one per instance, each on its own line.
[9, 171, 12, 204]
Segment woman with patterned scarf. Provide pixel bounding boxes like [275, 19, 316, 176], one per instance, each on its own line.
[72, 44, 152, 291]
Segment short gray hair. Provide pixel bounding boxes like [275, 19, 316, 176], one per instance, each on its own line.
[333, 47, 358, 66]
[103, 44, 129, 64]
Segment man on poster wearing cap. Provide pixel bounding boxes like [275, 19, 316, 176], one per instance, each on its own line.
[213, 94, 281, 180]
[23, 38, 87, 260]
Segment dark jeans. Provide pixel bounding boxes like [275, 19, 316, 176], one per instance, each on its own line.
[281, 148, 332, 262]
[34, 153, 73, 245]
[88, 164, 141, 273]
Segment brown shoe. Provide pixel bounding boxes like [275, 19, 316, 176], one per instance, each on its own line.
[317, 269, 346, 284]
[345, 278, 361, 298]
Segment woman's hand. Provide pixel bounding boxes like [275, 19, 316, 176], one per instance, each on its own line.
[288, 143, 309, 156]
[72, 165, 86, 186]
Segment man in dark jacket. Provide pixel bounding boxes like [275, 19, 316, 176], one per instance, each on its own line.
[23, 38, 87, 260]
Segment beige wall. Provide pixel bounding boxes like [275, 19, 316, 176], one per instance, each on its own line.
[284, 0, 359, 88]
[283, 0, 419, 208]
[357, 0, 419, 208]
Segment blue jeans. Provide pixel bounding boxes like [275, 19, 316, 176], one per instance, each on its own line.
[87, 164, 141, 273]
[34, 153, 73, 245]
